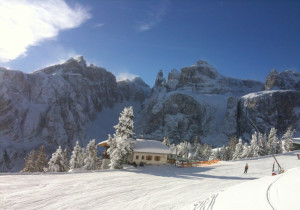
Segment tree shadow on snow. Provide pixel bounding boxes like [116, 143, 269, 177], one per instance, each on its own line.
[124, 165, 256, 181]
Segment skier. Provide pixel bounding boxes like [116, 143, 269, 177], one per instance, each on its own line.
[244, 163, 248, 174]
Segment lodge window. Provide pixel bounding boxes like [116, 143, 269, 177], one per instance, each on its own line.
[146, 155, 152, 160]
[154, 156, 161, 161]
[142, 156, 145, 160]
[136, 155, 139, 160]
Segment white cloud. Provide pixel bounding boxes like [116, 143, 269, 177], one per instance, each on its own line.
[137, 1, 169, 32]
[116, 72, 139, 81]
[0, 0, 91, 62]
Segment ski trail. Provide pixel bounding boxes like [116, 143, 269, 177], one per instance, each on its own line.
[266, 171, 287, 210]
[193, 193, 218, 210]
[266, 168, 297, 210]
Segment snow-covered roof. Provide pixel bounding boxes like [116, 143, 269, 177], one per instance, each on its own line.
[97, 140, 109, 147]
[97, 139, 171, 154]
[293, 137, 300, 145]
[133, 139, 171, 154]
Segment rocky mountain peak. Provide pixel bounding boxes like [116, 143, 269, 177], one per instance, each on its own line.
[76, 56, 87, 68]
[154, 70, 167, 88]
[178, 60, 220, 89]
[192, 60, 208, 67]
[264, 69, 300, 91]
[117, 77, 150, 102]
[64, 56, 87, 69]
[190, 60, 219, 78]
[167, 69, 180, 90]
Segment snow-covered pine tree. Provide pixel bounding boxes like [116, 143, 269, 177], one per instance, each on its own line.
[63, 148, 69, 171]
[162, 137, 170, 147]
[228, 136, 238, 155]
[168, 143, 177, 160]
[193, 143, 202, 160]
[192, 136, 200, 153]
[219, 146, 226, 160]
[233, 138, 243, 160]
[208, 150, 218, 160]
[257, 132, 268, 156]
[22, 149, 37, 172]
[222, 146, 233, 161]
[108, 136, 126, 169]
[177, 141, 192, 160]
[276, 136, 283, 154]
[248, 132, 259, 158]
[202, 144, 212, 161]
[282, 127, 295, 152]
[241, 143, 249, 159]
[47, 146, 68, 172]
[268, 127, 278, 155]
[268, 127, 283, 154]
[215, 148, 222, 160]
[35, 145, 48, 172]
[114, 106, 135, 139]
[108, 137, 133, 170]
[108, 106, 135, 169]
[84, 139, 98, 170]
[70, 141, 85, 169]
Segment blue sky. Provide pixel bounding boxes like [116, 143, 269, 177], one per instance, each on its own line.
[0, 0, 299, 87]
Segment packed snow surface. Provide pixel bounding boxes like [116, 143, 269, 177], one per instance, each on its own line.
[1, 151, 299, 210]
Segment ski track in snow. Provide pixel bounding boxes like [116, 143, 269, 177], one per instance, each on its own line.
[193, 193, 218, 210]
[266, 173, 283, 210]
[0, 151, 299, 210]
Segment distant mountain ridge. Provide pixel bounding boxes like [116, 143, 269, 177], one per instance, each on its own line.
[135, 60, 265, 145]
[135, 61, 300, 145]
[0, 57, 299, 171]
[0, 57, 150, 171]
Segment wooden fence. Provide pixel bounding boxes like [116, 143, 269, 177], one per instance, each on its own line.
[177, 159, 220, 168]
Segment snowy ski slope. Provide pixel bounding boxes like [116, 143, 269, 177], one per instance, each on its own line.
[0, 151, 299, 210]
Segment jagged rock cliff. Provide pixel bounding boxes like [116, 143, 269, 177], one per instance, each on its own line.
[264, 69, 300, 91]
[237, 90, 300, 139]
[135, 61, 265, 145]
[0, 57, 150, 171]
[237, 69, 300, 139]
